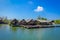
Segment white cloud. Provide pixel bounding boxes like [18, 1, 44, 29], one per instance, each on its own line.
[34, 6, 43, 12]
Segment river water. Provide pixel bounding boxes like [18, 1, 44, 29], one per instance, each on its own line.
[0, 24, 60, 40]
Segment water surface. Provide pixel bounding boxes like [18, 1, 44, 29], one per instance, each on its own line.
[0, 24, 60, 40]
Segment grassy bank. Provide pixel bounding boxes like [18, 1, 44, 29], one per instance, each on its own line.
[54, 20, 60, 24]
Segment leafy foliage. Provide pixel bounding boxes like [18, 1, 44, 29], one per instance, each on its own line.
[37, 16, 47, 20]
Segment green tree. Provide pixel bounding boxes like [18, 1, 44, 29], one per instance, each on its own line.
[37, 16, 47, 20]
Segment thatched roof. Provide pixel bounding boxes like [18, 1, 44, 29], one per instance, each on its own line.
[27, 19, 40, 25]
[34, 20, 40, 25]
[36, 20, 54, 25]
[19, 19, 27, 25]
[37, 20, 51, 22]
[11, 19, 18, 25]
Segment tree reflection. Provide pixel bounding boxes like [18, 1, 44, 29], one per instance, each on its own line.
[10, 27, 18, 32]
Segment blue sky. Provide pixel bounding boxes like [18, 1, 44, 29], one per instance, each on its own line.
[0, 0, 60, 20]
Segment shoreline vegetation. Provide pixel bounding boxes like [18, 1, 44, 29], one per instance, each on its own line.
[54, 20, 60, 24]
[0, 16, 60, 29]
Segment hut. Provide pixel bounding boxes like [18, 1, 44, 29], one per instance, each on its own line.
[39, 22, 50, 25]
[0, 19, 3, 24]
[19, 19, 27, 25]
[50, 20, 55, 24]
[27, 19, 40, 25]
[34, 20, 40, 25]
[0, 17, 6, 24]
[38, 20, 53, 25]
[10, 19, 19, 26]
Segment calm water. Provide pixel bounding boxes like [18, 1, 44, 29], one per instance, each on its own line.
[0, 25, 60, 40]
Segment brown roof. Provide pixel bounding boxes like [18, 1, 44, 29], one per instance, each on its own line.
[19, 19, 27, 25]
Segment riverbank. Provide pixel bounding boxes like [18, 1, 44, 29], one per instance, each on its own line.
[10, 24, 60, 29]
[0, 24, 60, 29]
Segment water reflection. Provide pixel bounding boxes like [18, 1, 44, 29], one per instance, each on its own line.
[10, 27, 18, 32]
[0, 25, 60, 40]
